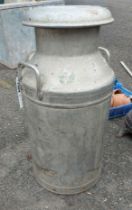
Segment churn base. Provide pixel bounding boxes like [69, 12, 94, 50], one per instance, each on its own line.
[33, 163, 101, 195]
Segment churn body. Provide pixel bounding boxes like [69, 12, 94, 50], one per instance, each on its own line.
[21, 6, 115, 194]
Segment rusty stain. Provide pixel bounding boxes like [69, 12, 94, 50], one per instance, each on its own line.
[0, 80, 13, 89]
[91, 10, 98, 15]
[42, 168, 57, 176]
[36, 163, 57, 176]
[26, 152, 32, 161]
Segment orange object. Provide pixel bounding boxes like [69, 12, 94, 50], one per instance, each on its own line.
[111, 89, 131, 107]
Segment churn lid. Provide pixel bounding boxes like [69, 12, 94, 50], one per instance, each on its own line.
[24, 5, 114, 28]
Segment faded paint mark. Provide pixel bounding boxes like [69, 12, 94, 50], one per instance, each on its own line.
[59, 70, 75, 84]
[0, 80, 14, 89]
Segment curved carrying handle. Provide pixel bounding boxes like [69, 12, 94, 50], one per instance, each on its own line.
[18, 62, 42, 100]
[98, 47, 111, 63]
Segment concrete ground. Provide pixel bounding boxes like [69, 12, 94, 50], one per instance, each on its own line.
[0, 0, 132, 209]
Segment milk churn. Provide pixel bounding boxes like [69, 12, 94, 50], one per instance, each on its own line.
[18, 6, 115, 194]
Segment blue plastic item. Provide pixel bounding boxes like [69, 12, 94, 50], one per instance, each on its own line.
[113, 79, 132, 97]
[109, 80, 132, 119]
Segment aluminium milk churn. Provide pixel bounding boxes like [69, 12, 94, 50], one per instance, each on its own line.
[18, 6, 115, 194]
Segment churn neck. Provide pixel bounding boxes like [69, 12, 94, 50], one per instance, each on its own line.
[35, 27, 100, 56]
[24, 5, 114, 55]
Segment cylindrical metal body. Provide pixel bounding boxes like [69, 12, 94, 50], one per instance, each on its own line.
[20, 6, 115, 194]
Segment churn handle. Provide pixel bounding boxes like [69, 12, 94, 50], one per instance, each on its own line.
[98, 47, 111, 63]
[18, 62, 42, 100]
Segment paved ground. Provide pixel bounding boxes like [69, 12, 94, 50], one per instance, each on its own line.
[0, 0, 132, 210]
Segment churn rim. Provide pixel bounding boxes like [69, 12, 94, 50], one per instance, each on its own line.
[23, 5, 114, 28]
